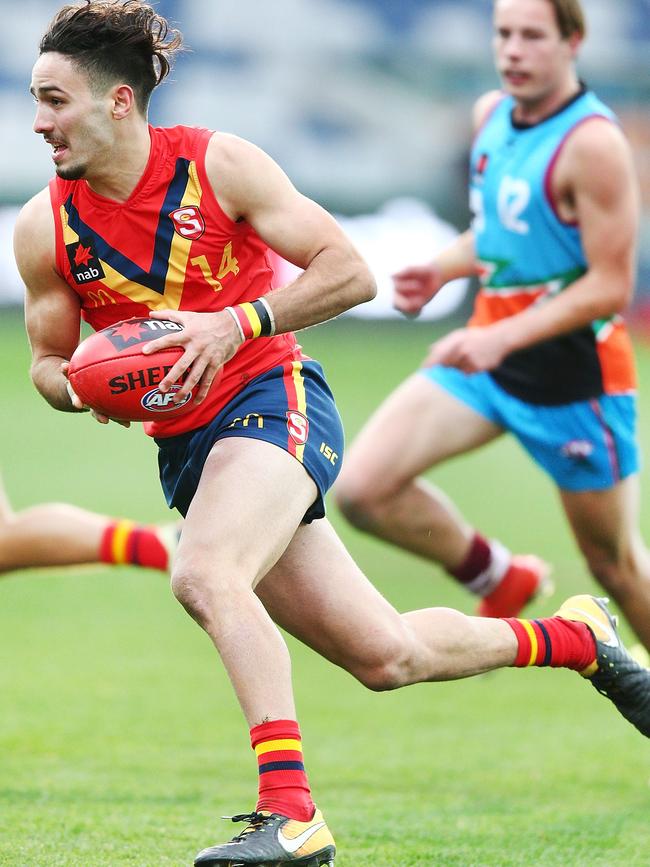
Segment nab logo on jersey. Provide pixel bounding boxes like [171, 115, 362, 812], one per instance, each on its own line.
[169, 205, 205, 240]
[286, 411, 309, 445]
[66, 238, 106, 285]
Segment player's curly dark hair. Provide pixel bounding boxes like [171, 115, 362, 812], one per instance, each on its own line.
[39, 0, 183, 113]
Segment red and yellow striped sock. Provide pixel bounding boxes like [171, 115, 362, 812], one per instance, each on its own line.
[251, 719, 314, 821]
[99, 520, 169, 571]
[504, 616, 597, 672]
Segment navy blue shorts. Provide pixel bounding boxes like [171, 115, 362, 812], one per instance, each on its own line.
[155, 360, 344, 522]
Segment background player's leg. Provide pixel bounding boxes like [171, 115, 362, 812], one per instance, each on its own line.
[560, 475, 650, 651]
[0, 476, 12, 519]
[335, 374, 501, 565]
[0, 474, 174, 574]
[335, 374, 545, 615]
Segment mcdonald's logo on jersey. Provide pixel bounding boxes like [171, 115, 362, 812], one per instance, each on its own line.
[169, 205, 205, 240]
[65, 238, 106, 285]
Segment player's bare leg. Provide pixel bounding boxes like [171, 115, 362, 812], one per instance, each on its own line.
[187, 440, 650, 864]
[0, 476, 12, 519]
[172, 438, 320, 723]
[0, 474, 176, 574]
[561, 475, 650, 652]
[336, 375, 498, 562]
[259, 517, 518, 685]
[258, 518, 650, 737]
[335, 374, 548, 616]
[172, 438, 339, 867]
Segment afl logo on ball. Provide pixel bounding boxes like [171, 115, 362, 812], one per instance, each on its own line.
[141, 386, 192, 413]
[169, 206, 205, 240]
[286, 411, 309, 445]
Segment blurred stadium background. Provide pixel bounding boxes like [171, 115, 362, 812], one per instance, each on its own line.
[1, 0, 649, 317]
[2, 4, 650, 864]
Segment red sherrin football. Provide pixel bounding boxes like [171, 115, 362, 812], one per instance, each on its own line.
[68, 317, 193, 421]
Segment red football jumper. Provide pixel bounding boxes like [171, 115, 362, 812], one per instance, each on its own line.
[48, 124, 307, 437]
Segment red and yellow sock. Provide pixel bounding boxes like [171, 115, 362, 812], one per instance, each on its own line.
[251, 719, 314, 821]
[504, 616, 597, 672]
[99, 520, 169, 571]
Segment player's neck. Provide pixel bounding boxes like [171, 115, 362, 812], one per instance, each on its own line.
[85, 123, 152, 203]
[512, 76, 582, 127]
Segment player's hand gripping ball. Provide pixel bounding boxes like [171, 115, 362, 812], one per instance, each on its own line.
[68, 317, 193, 421]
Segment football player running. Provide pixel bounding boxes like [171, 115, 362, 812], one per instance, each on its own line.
[337, 0, 650, 655]
[14, 2, 650, 865]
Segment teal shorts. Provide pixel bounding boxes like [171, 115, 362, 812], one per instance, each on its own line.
[422, 365, 639, 492]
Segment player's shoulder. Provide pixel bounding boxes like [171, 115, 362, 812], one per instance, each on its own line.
[13, 186, 57, 283]
[556, 114, 633, 189]
[205, 130, 270, 172]
[13, 187, 54, 247]
[472, 89, 507, 132]
[553, 113, 635, 200]
[563, 112, 628, 161]
[204, 131, 287, 209]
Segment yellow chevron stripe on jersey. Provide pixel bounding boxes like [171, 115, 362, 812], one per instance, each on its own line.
[60, 203, 78, 246]
[96, 261, 172, 309]
[162, 159, 204, 309]
[58, 161, 205, 311]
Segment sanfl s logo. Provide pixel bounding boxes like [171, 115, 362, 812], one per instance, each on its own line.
[169, 205, 205, 240]
[286, 411, 309, 445]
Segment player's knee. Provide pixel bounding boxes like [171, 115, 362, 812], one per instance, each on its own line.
[355, 657, 410, 692]
[350, 633, 415, 692]
[334, 474, 386, 530]
[170, 562, 215, 630]
[583, 543, 647, 598]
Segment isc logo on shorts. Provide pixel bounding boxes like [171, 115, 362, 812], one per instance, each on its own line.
[142, 386, 192, 412]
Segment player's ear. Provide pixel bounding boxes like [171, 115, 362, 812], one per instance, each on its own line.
[111, 84, 136, 120]
[567, 32, 582, 57]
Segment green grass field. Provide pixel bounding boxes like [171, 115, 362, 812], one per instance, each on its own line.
[1, 308, 649, 866]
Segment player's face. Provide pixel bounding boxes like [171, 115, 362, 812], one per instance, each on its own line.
[30, 52, 115, 181]
[493, 0, 580, 106]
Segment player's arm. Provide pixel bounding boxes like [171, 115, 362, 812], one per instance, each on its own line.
[146, 133, 375, 402]
[207, 132, 376, 330]
[14, 190, 84, 412]
[392, 91, 503, 317]
[493, 118, 638, 352]
[428, 118, 639, 372]
[392, 230, 476, 317]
